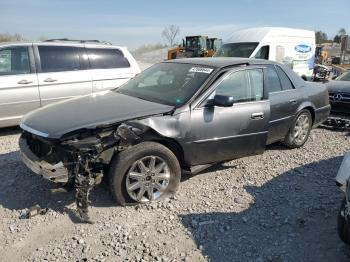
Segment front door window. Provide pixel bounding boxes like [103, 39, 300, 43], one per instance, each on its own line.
[212, 69, 264, 103]
[0, 47, 30, 75]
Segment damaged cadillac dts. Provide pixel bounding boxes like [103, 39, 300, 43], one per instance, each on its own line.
[19, 58, 330, 223]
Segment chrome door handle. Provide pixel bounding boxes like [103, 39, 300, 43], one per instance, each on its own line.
[289, 99, 297, 104]
[44, 78, 57, 83]
[251, 112, 264, 119]
[18, 79, 33, 84]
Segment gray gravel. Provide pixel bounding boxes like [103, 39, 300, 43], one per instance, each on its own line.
[0, 126, 350, 261]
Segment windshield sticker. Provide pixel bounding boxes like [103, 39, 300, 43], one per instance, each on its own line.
[189, 67, 213, 74]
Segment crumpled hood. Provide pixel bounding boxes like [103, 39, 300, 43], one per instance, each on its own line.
[21, 91, 174, 139]
[326, 80, 350, 92]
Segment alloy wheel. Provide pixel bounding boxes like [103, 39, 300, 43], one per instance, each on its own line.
[293, 113, 310, 144]
[126, 156, 171, 203]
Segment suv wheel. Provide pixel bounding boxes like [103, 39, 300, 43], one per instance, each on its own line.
[283, 109, 312, 148]
[109, 142, 181, 206]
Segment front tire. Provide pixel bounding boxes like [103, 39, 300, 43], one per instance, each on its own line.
[108, 142, 181, 206]
[283, 109, 312, 148]
[338, 198, 350, 245]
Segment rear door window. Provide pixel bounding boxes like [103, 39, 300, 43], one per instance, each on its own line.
[275, 65, 294, 90]
[87, 48, 130, 69]
[38, 46, 81, 72]
[264, 66, 282, 93]
[0, 47, 30, 75]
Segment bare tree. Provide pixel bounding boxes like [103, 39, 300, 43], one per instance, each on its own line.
[161, 25, 180, 47]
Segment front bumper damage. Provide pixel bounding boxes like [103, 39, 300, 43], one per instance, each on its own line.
[19, 138, 69, 184]
[19, 123, 143, 223]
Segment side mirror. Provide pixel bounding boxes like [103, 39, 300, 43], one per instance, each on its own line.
[213, 95, 234, 107]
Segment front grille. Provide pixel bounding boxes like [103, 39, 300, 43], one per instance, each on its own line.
[329, 91, 350, 103]
[23, 132, 52, 158]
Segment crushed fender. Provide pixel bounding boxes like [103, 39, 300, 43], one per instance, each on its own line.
[71, 123, 144, 223]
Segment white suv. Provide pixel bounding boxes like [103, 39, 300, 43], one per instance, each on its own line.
[0, 39, 141, 128]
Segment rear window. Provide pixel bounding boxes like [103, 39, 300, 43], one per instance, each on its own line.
[87, 48, 130, 69]
[38, 46, 81, 72]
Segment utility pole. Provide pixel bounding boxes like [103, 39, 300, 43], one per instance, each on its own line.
[340, 35, 349, 64]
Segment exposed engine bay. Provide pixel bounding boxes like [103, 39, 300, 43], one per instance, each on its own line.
[19, 122, 145, 223]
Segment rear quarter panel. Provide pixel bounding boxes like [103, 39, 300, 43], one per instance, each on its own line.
[297, 81, 330, 126]
[279, 63, 330, 125]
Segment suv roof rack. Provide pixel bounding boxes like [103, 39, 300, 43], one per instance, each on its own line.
[44, 38, 112, 45]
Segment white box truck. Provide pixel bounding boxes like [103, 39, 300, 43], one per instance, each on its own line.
[215, 27, 316, 80]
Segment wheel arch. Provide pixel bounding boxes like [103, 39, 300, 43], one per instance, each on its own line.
[296, 102, 316, 125]
[302, 106, 315, 124]
[139, 129, 186, 168]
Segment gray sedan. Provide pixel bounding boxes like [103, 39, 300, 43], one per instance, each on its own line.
[19, 58, 330, 222]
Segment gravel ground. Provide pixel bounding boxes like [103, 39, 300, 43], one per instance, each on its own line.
[0, 127, 350, 262]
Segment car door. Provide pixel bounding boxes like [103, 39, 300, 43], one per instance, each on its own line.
[35, 44, 92, 106]
[265, 64, 302, 144]
[187, 67, 270, 165]
[86, 47, 136, 92]
[0, 45, 40, 127]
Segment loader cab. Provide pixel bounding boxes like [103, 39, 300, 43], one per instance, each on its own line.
[184, 36, 208, 57]
[207, 38, 223, 56]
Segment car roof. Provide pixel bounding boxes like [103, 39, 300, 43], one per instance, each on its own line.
[163, 57, 275, 68]
[0, 41, 126, 49]
[165, 57, 306, 88]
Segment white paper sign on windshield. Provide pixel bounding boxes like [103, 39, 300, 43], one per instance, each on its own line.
[189, 67, 213, 74]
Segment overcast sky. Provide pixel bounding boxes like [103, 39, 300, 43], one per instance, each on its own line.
[0, 0, 349, 49]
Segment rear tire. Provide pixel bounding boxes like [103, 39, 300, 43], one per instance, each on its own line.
[338, 198, 350, 245]
[283, 109, 312, 149]
[108, 142, 181, 206]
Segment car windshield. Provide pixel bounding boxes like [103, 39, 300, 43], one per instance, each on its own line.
[117, 62, 214, 106]
[214, 42, 259, 58]
[336, 71, 350, 81]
